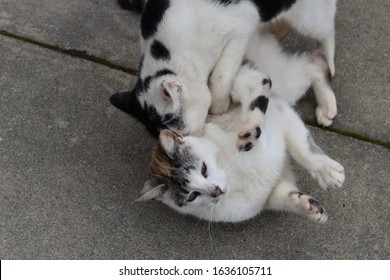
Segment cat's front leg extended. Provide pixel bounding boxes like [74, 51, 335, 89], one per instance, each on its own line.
[278, 100, 345, 191]
[208, 39, 249, 115]
[231, 64, 271, 151]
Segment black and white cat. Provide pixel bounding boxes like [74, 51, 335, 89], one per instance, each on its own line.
[111, 0, 337, 137]
[138, 63, 345, 223]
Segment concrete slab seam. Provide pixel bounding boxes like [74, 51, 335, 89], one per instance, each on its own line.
[0, 30, 138, 76]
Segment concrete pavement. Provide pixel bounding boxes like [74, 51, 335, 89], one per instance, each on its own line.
[0, 0, 389, 259]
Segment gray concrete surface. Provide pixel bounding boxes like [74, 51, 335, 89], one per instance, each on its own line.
[0, 0, 141, 68]
[0, 0, 389, 259]
[283, 0, 390, 143]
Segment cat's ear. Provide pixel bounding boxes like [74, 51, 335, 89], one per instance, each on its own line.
[136, 179, 167, 201]
[159, 130, 184, 159]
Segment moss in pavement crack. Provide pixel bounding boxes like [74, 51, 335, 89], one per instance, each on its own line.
[305, 120, 390, 149]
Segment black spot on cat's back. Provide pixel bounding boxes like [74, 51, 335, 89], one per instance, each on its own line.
[150, 40, 171, 61]
[251, 0, 296, 22]
[141, 0, 170, 40]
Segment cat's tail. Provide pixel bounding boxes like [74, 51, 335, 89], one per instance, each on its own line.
[117, 0, 145, 13]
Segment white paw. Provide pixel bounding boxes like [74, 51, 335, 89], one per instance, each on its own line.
[311, 156, 345, 191]
[316, 104, 337, 127]
[291, 192, 328, 224]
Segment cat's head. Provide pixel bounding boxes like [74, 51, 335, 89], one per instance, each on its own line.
[138, 130, 227, 215]
[110, 71, 211, 138]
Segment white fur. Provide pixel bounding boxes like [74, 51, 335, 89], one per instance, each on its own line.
[272, 0, 337, 75]
[141, 65, 345, 223]
[138, 0, 258, 134]
[131, 0, 337, 135]
[136, 0, 342, 223]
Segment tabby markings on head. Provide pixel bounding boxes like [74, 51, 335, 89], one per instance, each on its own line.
[151, 136, 200, 207]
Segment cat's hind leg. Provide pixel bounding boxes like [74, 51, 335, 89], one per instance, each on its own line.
[276, 100, 345, 191]
[266, 173, 328, 224]
[280, 0, 337, 76]
[245, 29, 336, 122]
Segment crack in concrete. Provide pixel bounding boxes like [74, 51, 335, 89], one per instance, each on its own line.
[0, 30, 138, 76]
[305, 121, 390, 149]
[1, 30, 389, 150]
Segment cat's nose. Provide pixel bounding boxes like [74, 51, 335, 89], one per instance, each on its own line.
[211, 186, 223, 198]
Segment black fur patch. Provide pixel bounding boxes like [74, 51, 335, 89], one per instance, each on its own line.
[154, 69, 176, 79]
[110, 91, 164, 137]
[110, 69, 182, 138]
[142, 76, 151, 92]
[141, 0, 170, 40]
[150, 40, 171, 61]
[249, 95, 269, 114]
[251, 0, 296, 22]
[162, 112, 185, 132]
[117, 0, 145, 13]
[142, 68, 176, 92]
[255, 127, 261, 138]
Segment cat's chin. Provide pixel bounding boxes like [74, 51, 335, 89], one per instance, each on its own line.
[212, 193, 225, 205]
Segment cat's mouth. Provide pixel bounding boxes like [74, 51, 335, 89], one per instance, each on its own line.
[211, 186, 226, 204]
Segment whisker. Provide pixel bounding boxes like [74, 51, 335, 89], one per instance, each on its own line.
[207, 212, 214, 245]
[192, 206, 209, 235]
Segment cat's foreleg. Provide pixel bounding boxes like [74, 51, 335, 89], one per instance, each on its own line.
[209, 40, 249, 115]
[278, 101, 345, 191]
[265, 172, 328, 224]
[231, 64, 271, 151]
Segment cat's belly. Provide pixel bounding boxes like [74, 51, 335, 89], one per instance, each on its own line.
[207, 127, 285, 222]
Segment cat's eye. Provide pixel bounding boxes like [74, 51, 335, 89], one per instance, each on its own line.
[201, 162, 208, 178]
[187, 191, 200, 202]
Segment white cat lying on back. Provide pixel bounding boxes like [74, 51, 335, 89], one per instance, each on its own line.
[137, 32, 344, 223]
